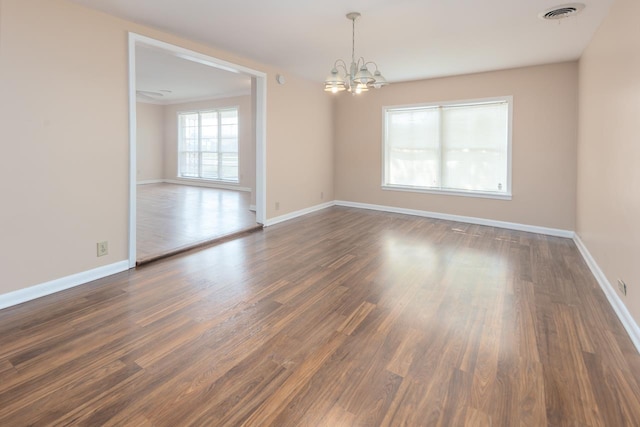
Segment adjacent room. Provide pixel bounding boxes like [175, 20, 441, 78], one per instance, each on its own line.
[1, 0, 639, 425]
[134, 44, 259, 264]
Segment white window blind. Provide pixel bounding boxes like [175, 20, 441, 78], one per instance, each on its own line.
[383, 98, 511, 197]
[178, 108, 239, 182]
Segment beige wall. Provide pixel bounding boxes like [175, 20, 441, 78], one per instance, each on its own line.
[0, 0, 333, 296]
[136, 102, 164, 182]
[267, 72, 334, 217]
[0, 0, 130, 294]
[335, 62, 578, 230]
[577, 0, 640, 325]
[162, 96, 255, 195]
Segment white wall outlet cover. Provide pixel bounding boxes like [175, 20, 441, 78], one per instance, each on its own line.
[97, 241, 108, 257]
[276, 74, 286, 85]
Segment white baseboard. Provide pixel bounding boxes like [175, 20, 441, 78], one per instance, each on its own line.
[137, 179, 164, 185]
[334, 200, 574, 238]
[573, 234, 640, 353]
[164, 179, 251, 192]
[0, 261, 129, 310]
[264, 201, 335, 227]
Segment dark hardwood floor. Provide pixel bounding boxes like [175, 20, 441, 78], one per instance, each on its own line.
[136, 183, 257, 264]
[1, 207, 639, 426]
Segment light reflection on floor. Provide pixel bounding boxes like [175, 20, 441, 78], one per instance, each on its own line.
[137, 183, 256, 262]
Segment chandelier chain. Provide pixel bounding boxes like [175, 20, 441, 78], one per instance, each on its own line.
[351, 16, 356, 66]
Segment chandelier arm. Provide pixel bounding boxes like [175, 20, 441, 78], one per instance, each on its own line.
[363, 61, 380, 72]
[333, 59, 348, 75]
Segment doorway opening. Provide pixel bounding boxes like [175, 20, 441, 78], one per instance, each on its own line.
[127, 33, 266, 267]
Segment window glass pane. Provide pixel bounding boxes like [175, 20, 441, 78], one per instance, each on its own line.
[201, 124, 218, 139]
[386, 108, 440, 187]
[220, 109, 238, 125]
[387, 108, 439, 150]
[180, 113, 198, 128]
[441, 103, 508, 192]
[179, 113, 199, 152]
[201, 138, 216, 152]
[184, 127, 197, 141]
[220, 138, 237, 153]
[201, 152, 218, 179]
[180, 152, 199, 177]
[201, 112, 217, 126]
[221, 124, 237, 139]
[201, 111, 217, 141]
[184, 138, 198, 151]
[220, 153, 238, 181]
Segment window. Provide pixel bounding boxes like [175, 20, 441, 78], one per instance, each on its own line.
[178, 108, 239, 182]
[383, 97, 512, 199]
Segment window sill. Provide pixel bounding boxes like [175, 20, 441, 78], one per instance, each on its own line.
[382, 185, 512, 201]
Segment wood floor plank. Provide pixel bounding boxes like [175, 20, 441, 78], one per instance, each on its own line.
[518, 359, 548, 426]
[337, 301, 376, 335]
[471, 290, 504, 412]
[386, 327, 426, 378]
[438, 368, 474, 426]
[0, 359, 14, 373]
[240, 331, 348, 426]
[318, 404, 356, 426]
[464, 406, 493, 426]
[1, 206, 639, 425]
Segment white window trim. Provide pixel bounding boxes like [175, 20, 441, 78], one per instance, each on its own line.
[381, 96, 513, 200]
[177, 106, 240, 184]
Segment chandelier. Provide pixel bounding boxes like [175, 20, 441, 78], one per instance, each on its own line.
[324, 12, 388, 94]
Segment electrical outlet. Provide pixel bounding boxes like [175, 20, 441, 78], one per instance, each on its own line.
[617, 279, 627, 296]
[275, 201, 280, 211]
[97, 241, 108, 257]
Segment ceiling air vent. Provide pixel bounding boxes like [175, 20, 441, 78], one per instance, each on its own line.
[539, 3, 585, 20]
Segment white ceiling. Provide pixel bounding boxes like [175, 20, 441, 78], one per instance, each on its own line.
[73, 0, 614, 85]
[135, 45, 251, 104]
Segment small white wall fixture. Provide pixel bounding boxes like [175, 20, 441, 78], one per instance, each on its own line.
[127, 33, 267, 267]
